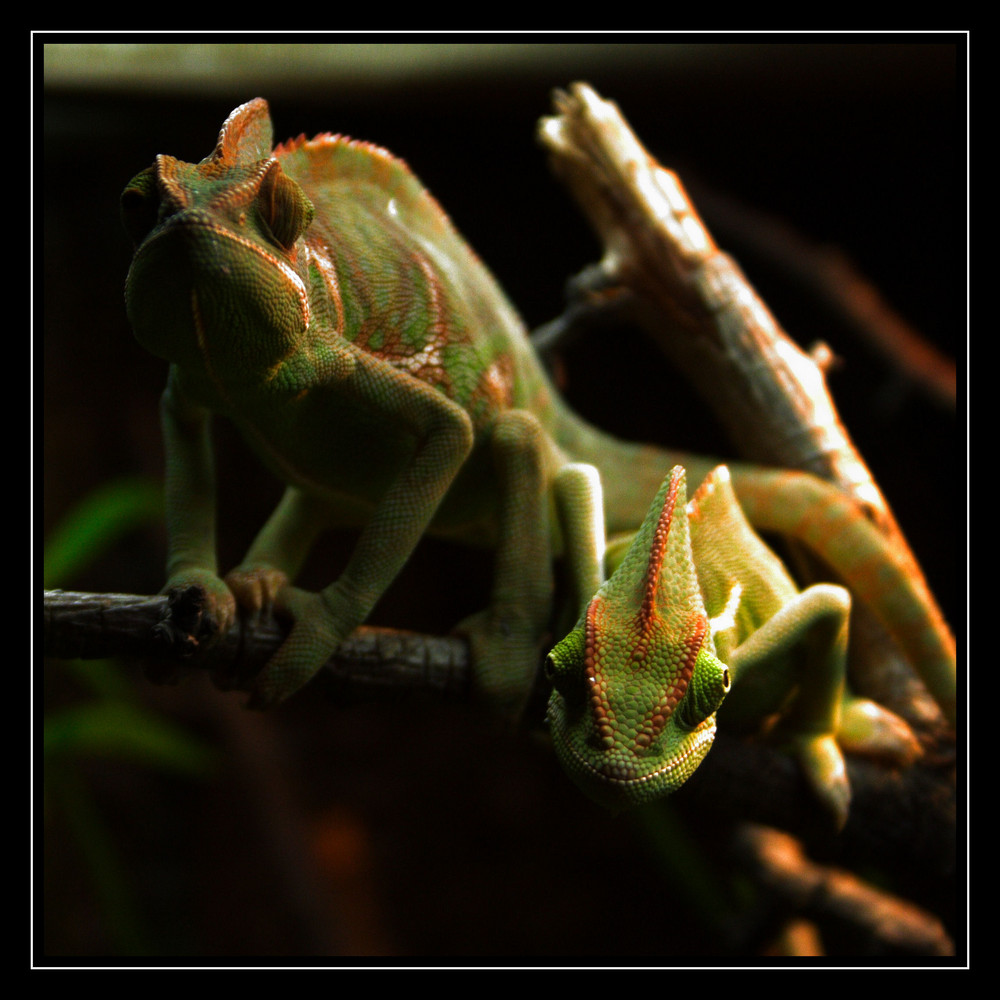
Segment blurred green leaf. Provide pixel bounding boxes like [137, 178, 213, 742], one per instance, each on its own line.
[44, 700, 216, 776]
[43, 475, 163, 588]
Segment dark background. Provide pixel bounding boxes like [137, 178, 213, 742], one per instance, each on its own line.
[41, 39, 961, 959]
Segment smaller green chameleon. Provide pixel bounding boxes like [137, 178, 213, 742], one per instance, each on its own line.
[547, 464, 921, 825]
[120, 99, 953, 826]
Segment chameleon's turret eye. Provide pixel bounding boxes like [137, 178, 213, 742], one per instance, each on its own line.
[543, 653, 556, 681]
[545, 628, 587, 708]
[676, 648, 731, 732]
[256, 162, 314, 252]
[120, 167, 160, 247]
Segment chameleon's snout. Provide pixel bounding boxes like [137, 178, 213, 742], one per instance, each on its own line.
[546, 691, 720, 809]
[126, 207, 312, 367]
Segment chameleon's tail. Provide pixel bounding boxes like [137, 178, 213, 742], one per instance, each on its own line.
[557, 413, 956, 726]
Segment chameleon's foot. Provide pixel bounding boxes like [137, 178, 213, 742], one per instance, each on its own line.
[786, 698, 920, 830]
[247, 586, 343, 709]
[837, 695, 923, 767]
[793, 733, 851, 830]
[225, 564, 290, 620]
[158, 569, 238, 650]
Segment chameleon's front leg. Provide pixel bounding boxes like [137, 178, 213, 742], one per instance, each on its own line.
[696, 467, 920, 827]
[552, 461, 607, 630]
[250, 383, 475, 708]
[725, 584, 854, 826]
[725, 582, 921, 828]
[158, 369, 236, 645]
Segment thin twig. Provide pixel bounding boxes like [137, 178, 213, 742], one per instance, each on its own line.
[682, 180, 956, 410]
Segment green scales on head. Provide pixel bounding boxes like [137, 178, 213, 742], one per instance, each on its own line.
[547, 467, 731, 808]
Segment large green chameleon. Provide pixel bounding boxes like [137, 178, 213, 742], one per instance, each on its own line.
[121, 98, 955, 825]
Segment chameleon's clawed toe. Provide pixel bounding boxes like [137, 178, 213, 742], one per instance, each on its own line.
[838, 695, 923, 767]
[795, 733, 851, 830]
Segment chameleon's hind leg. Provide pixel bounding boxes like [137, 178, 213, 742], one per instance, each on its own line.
[456, 409, 556, 719]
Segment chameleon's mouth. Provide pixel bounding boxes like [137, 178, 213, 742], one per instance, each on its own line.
[136, 212, 309, 301]
[126, 212, 312, 365]
[547, 706, 717, 806]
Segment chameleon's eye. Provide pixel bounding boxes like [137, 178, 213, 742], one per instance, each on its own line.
[677, 650, 731, 731]
[120, 167, 160, 247]
[544, 653, 556, 681]
[256, 162, 315, 252]
[545, 629, 587, 707]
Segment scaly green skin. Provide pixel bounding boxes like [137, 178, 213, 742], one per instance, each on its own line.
[548, 465, 925, 825]
[121, 99, 954, 819]
[547, 467, 731, 808]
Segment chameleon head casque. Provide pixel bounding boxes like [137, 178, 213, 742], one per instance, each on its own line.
[546, 467, 732, 809]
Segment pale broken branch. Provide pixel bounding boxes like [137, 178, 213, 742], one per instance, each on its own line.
[537, 82, 956, 726]
[538, 81, 897, 526]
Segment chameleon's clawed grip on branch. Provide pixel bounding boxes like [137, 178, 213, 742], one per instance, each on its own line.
[121, 96, 954, 827]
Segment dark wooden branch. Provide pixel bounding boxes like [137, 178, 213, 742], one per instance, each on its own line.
[687, 727, 955, 893]
[42, 589, 469, 704]
[43, 587, 955, 889]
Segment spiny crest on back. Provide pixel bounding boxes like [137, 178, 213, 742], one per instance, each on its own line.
[275, 131, 406, 173]
[276, 131, 414, 191]
[274, 129, 454, 237]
